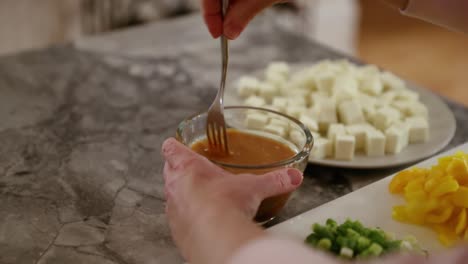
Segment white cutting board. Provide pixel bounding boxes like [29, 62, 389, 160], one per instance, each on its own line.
[268, 142, 468, 254]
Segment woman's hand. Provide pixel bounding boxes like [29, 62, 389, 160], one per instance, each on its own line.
[201, 0, 284, 39]
[162, 138, 303, 264]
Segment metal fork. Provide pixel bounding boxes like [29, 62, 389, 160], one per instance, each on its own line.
[206, 0, 230, 155]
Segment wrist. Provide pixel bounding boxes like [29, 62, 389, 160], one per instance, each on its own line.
[188, 206, 265, 264]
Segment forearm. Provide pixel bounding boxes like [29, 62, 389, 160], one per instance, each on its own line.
[188, 207, 265, 264]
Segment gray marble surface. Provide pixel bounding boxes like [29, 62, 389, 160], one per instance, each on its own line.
[1, 14, 468, 264]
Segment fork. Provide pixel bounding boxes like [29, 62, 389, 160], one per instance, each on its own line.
[206, 0, 230, 155]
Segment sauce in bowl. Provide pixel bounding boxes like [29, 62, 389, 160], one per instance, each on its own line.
[191, 129, 297, 223]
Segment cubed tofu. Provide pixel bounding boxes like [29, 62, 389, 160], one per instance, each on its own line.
[286, 106, 306, 119]
[365, 130, 386, 156]
[244, 95, 266, 107]
[372, 107, 401, 131]
[287, 96, 307, 107]
[318, 99, 338, 132]
[289, 69, 316, 91]
[389, 121, 410, 147]
[315, 73, 335, 96]
[269, 118, 290, 132]
[338, 100, 365, 125]
[299, 115, 319, 132]
[391, 100, 411, 115]
[237, 76, 261, 97]
[258, 82, 279, 102]
[406, 117, 430, 143]
[335, 135, 356, 161]
[357, 65, 380, 78]
[310, 92, 329, 107]
[264, 124, 287, 137]
[360, 74, 383, 96]
[245, 113, 269, 130]
[380, 91, 397, 105]
[265, 62, 290, 80]
[272, 97, 289, 112]
[310, 138, 332, 159]
[407, 102, 428, 119]
[346, 124, 368, 151]
[266, 74, 287, 92]
[332, 74, 359, 95]
[327, 123, 346, 141]
[395, 89, 419, 101]
[385, 127, 406, 154]
[380, 71, 406, 91]
[289, 130, 305, 147]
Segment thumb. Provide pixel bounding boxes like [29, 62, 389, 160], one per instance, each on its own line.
[252, 168, 303, 199]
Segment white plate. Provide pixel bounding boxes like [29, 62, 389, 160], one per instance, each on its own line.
[225, 64, 456, 169]
[267, 141, 468, 254]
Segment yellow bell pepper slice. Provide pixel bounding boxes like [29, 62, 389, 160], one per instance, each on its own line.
[431, 178, 459, 197]
[451, 186, 468, 208]
[455, 209, 467, 235]
[447, 158, 468, 186]
[426, 206, 454, 224]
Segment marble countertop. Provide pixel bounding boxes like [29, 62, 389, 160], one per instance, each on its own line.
[1, 14, 468, 264]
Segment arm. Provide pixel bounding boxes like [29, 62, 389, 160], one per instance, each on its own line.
[382, 0, 468, 33]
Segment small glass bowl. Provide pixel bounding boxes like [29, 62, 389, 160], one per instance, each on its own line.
[176, 106, 314, 223]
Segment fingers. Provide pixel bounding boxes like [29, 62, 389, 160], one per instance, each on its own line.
[162, 138, 202, 169]
[253, 168, 303, 199]
[224, 0, 280, 39]
[201, 0, 223, 38]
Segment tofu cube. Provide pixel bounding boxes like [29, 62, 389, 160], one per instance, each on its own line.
[265, 62, 290, 80]
[258, 82, 279, 102]
[389, 121, 410, 147]
[396, 89, 419, 101]
[315, 73, 335, 96]
[365, 130, 386, 156]
[360, 74, 383, 96]
[286, 106, 306, 119]
[380, 91, 397, 105]
[357, 65, 380, 78]
[310, 92, 329, 107]
[237, 76, 260, 97]
[338, 100, 365, 125]
[263, 124, 287, 137]
[391, 100, 411, 114]
[327, 124, 346, 141]
[346, 124, 368, 151]
[335, 135, 356, 161]
[272, 97, 289, 112]
[407, 102, 428, 119]
[289, 130, 305, 147]
[310, 138, 332, 159]
[372, 107, 401, 131]
[406, 117, 429, 143]
[299, 115, 319, 132]
[266, 74, 288, 92]
[332, 74, 359, 95]
[244, 95, 266, 107]
[318, 99, 338, 132]
[385, 127, 406, 154]
[245, 113, 269, 129]
[269, 118, 290, 132]
[381, 71, 406, 91]
[287, 96, 307, 107]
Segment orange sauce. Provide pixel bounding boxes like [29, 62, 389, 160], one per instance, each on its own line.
[191, 129, 297, 222]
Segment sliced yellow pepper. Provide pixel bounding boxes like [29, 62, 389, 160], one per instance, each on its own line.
[426, 206, 454, 224]
[430, 177, 459, 197]
[447, 158, 468, 186]
[455, 209, 467, 235]
[451, 186, 468, 208]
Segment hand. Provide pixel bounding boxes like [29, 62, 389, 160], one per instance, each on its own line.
[201, 0, 284, 39]
[162, 138, 303, 264]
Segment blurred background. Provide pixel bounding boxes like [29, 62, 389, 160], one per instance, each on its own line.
[0, 0, 467, 105]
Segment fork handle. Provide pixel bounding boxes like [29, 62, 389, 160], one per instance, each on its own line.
[219, 0, 229, 105]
